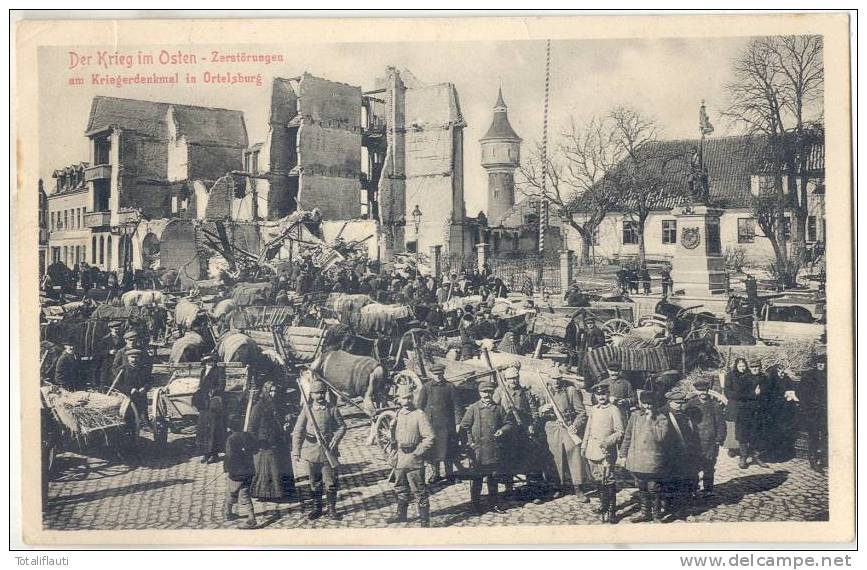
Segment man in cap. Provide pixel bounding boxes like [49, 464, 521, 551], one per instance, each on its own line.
[538, 367, 589, 502]
[459, 380, 513, 514]
[582, 316, 607, 351]
[111, 329, 145, 383]
[96, 321, 126, 387]
[419, 363, 462, 484]
[797, 354, 828, 472]
[223, 413, 259, 528]
[388, 383, 435, 526]
[493, 365, 540, 497]
[581, 383, 625, 523]
[292, 378, 347, 520]
[601, 360, 637, 419]
[686, 379, 727, 496]
[663, 389, 703, 519]
[194, 354, 227, 464]
[53, 341, 84, 391]
[113, 348, 153, 438]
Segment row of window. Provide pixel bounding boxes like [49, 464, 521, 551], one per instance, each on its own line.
[50, 245, 86, 268]
[49, 207, 87, 231]
[617, 216, 822, 246]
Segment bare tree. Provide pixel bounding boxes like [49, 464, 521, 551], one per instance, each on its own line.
[724, 35, 824, 283]
[517, 117, 623, 265]
[608, 106, 685, 267]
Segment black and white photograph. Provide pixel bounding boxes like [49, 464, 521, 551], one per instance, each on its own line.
[12, 12, 854, 547]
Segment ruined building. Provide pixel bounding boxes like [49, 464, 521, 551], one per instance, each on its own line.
[81, 96, 248, 271]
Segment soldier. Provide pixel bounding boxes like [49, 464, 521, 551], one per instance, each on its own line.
[114, 348, 152, 429]
[418, 363, 461, 484]
[661, 265, 673, 298]
[111, 330, 144, 384]
[493, 366, 540, 497]
[617, 390, 670, 523]
[459, 380, 513, 514]
[96, 321, 125, 387]
[581, 383, 624, 523]
[797, 354, 828, 472]
[601, 360, 637, 419]
[537, 367, 589, 502]
[583, 317, 607, 351]
[292, 379, 347, 520]
[686, 379, 727, 496]
[664, 389, 703, 519]
[54, 341, 85, 391]
[388, 383, 435, 527]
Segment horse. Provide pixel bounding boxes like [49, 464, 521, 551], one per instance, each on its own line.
[310, 348, 386, 416]
[121, 289, 168, 308]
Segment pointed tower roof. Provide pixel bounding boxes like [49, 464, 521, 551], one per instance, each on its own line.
[480, 88, 521, 141]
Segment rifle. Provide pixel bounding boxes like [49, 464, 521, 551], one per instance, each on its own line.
[480, 348, 523, 428]
[535, 370, 582, 447]
[272, 330, 339, 469]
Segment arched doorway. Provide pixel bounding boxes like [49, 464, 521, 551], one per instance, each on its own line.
[141, 232, 160, 269]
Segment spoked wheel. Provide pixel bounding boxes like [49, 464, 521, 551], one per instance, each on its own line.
[602, 318, 631, 338]
[371, 410, 396, 456]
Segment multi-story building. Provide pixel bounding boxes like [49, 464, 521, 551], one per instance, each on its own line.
[47, 163, 92, 269]
[38, 178, 49, 277]
[82, 96, 248, 271]
[565, 135, 826, 265]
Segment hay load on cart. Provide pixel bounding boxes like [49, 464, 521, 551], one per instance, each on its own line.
[41, 383, 139, 454]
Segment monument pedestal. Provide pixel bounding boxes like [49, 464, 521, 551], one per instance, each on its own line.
[670, 205, 728, 298]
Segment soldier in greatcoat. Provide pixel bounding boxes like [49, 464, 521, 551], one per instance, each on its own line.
[538, 367, 589, 502]
[617, 390, 670, 523]
[686, 379, 727, 496]
[418, 363, 461, 484]
[388, 384, 435, 527]
[113, 348, 153, 441]
[581, 383, 625, 523]
[493, 365, 541, 497]
[292, 379, 347, 520]
[96, 320, 125, 388]
[459, 380, 513, 514]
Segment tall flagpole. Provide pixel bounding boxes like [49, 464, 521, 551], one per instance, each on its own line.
[539, 39, 551, 256]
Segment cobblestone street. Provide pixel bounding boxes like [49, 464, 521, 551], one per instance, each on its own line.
[44, 407, 829, 531]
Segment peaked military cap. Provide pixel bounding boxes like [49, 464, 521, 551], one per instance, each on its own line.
[477, 380, 496, 393]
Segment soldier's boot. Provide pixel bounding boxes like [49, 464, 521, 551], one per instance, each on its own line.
[574, 485, 589, 503]
[607, 485, 619, 524]
[223, 503, 238, 522]
[307, 493, 324, 520]
[650, 492, 664, 523]
[487, 480, 505, 514]
[387, 501, 409, 524]
[418, 505, 431, 528]
[326, 490, 342, 521]
[629, 492, 653, 523]
[738, 445, 750, 469]
[752, 452, 770, 469]
[470, 480, 484, 514]
[592, 485, 609, 515]
[702, 472, 715, 497]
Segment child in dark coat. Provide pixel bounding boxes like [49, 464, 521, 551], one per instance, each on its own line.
[223, 414, 258, 529]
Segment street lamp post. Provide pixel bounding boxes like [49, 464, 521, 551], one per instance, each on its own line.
[411, 204, 423, 276]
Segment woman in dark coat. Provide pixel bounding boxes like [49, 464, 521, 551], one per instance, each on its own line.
[723, 357, 765, 469]
[755, 365, 796, 461]
[247, 381, 294, 500]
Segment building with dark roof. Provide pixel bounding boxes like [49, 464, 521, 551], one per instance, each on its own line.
[563, 134, 826, 265]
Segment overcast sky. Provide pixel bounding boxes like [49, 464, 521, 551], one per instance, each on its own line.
[39, 36, 754, 214]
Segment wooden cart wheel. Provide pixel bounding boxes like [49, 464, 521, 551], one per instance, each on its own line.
[372, 410, 396, 454]
[602, 318, 631, 337]
[150, 388, 169, 447]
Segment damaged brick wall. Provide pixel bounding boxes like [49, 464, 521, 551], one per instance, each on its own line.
[187, 144, 243, 181]
[296, 74, 362, 220]
[117, 132, 172, 219]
